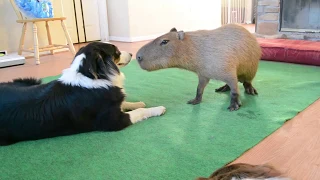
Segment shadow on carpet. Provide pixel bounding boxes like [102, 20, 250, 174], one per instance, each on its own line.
[1, 60, 320, 180]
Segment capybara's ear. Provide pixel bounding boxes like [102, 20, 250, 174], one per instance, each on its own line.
[170, 27, 177, 32]
[178, 31, 185, 40]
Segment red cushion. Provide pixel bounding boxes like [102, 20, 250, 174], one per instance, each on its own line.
[257, 38, 320, 66]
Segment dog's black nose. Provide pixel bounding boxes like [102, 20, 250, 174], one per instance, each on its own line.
[137, 56, 142, 61]
[129, 53, 132, 57]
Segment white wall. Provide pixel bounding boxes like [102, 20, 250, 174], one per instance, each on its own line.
[108, 0, 222, 42]
[0, 0, 67, 53]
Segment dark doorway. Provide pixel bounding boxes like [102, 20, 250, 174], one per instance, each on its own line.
[281, 0, 320, 32]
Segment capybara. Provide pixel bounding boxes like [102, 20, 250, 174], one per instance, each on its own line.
[136, 24, 261, 111]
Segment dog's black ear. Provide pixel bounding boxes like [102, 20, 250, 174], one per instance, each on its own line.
[112, 44, 121, 60]
[93, 53, 109, 80]
[95, 53, 119, 80]
[85, 52, 107, 80]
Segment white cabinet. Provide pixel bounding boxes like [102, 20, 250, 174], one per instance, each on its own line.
[62, 0, 102, 43]
[81, 0, 101, 42]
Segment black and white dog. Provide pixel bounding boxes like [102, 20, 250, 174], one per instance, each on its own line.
[0, 42, 166, 146]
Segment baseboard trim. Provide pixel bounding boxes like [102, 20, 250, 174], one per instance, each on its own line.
[109, 36, 132, 42]
[109, 33, 165, 42]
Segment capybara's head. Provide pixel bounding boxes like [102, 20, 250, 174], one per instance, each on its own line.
[136, 28, 185, 71]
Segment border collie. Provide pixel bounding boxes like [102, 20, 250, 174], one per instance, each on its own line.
[0, 42, 166, 146]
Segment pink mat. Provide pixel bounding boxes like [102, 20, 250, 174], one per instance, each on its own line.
[257, 38, 320, 66]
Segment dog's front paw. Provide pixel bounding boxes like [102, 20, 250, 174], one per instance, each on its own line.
[122, 101, 146, 111]
[150, 106, 166, 116]
[135, 102, 146, 108]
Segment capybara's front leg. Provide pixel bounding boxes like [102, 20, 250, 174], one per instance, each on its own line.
[229, 92, 242, 111]
[187, 75, 209, 105]
[225, 75, 242, 111]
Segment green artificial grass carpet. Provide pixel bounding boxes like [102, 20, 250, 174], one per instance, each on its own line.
[1, 60, 320, 180]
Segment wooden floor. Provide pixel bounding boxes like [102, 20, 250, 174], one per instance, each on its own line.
[1, 28, 320, 180]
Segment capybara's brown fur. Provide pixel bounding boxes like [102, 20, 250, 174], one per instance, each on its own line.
[136, 24, 261, 111]
[196, 163, 290, 180]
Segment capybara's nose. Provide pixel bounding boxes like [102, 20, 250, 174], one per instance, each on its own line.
[129, 53, 133, 57]
[137, 55, 143, 62]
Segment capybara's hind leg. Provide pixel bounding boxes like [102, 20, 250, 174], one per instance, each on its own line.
[215, 84, 230, 92]
[243, 82, 258, 95]
[225, 76, 241, 111]
[188, 75, 210, 105]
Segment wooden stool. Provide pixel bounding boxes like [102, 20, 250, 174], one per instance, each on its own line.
[10, 0, 76, 65]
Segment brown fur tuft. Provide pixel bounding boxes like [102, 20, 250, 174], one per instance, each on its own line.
[196, 163, 290, 180]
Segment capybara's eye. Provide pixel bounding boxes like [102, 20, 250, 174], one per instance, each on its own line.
[160, 40, 169, 46]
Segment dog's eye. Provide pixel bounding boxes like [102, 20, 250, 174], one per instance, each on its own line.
[117, 63, 125, 66]
[160, 40, 169, 46]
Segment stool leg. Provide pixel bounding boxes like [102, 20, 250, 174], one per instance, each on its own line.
[18, 22, 27, 55]
[45, 21, 54, 55]
[32, 23, 40, 65]
[61, 20, 76, 55]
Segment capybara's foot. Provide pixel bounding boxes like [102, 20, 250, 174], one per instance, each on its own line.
[215, 84, 230, 92]
[187, 98, 201, 105]
[243, 82, 258, 95]
[228, 93, 242, 111]
[228, 101, 241, 111]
